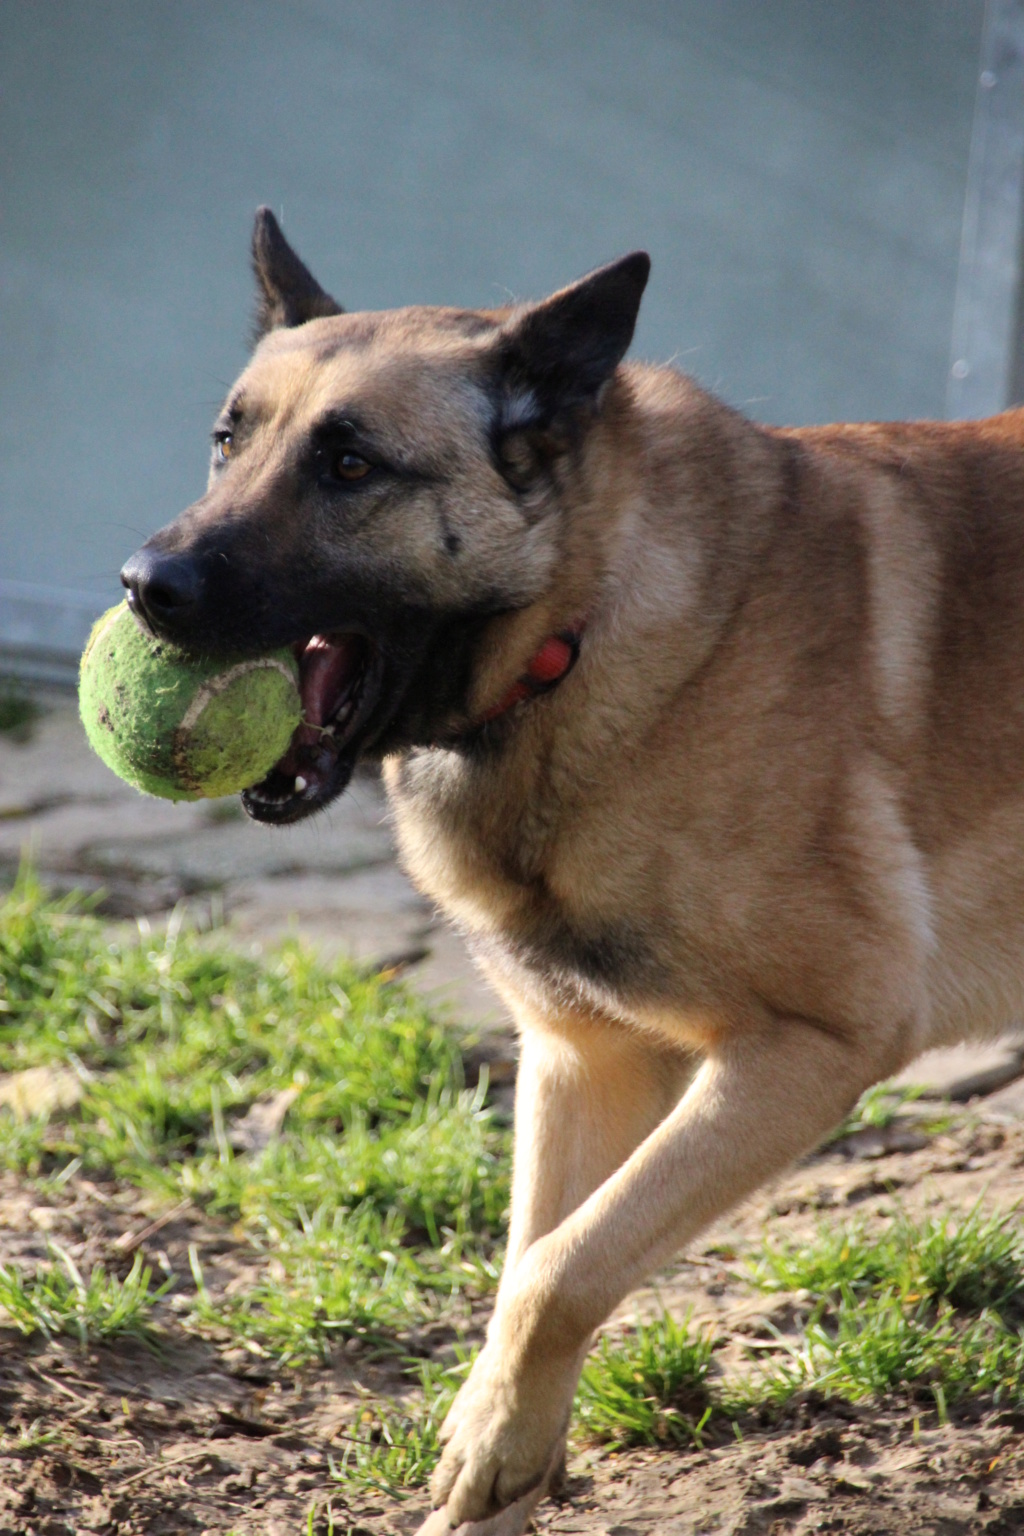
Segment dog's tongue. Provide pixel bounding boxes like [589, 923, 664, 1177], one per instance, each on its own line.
[269, 634, 362, 780]
[299, 633, 362, 729]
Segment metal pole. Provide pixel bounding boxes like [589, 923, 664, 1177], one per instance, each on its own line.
[947, 0, 1024, 418]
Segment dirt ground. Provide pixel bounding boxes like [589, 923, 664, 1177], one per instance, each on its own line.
[2, 1109, 1024, 1536]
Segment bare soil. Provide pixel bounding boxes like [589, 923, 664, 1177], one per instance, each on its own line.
[2, 1113, 1024, 1535]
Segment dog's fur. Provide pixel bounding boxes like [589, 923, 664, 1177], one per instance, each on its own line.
[124, 212, 1024, 1533]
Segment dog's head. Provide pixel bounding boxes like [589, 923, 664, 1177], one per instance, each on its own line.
[121, 210, 649, 823]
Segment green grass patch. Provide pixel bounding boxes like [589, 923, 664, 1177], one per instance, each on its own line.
[0, 871, 509, 1360]
[331, 1355, 469, 1495]
[754, 1289, 1024, 1413]
[575, 1206, 1024, 1452]
[748, 1202, 1024, 1318]
[577, 1309, 717, 1447]
[0, 1246, 167, 1347]
[739, 1203, 1024, 1416]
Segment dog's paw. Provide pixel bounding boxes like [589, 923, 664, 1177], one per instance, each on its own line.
[429, 1346, 572, 1525]
[414, 1477, 552, 1536]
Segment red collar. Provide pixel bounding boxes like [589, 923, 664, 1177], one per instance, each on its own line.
[477, 621, 586, 725]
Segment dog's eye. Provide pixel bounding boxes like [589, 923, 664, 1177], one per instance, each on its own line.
[214, 433, 234, 463]
[335, 452, 372, 481]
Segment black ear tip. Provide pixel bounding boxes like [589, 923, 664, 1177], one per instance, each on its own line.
[620, 250, 652, 292]
[252, 206, 284, 259]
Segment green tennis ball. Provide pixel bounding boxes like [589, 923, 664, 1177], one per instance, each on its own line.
[79, 603, 302, 801]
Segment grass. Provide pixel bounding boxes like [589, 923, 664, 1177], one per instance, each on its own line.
[822, 1080, 954, 1149]
[0, 1247, 167, 1347]
[755, 1290, 1024, 1413]
[748, 1203, 1024, 1317]
[575, 1207, 1024, 1453]
[741, 1203, 1024, 1416]
[577, 1309, 717, 1447]
[584, 1203, 1024, 1453]
[2, 872, 1024, 1494]
[330, 1356, 469, 1495]
[0, 870, 509, 1364]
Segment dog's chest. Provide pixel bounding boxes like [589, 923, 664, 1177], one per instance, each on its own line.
[384, 748, 665, 1013]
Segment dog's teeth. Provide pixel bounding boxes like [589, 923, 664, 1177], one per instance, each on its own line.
[247, 785, 289, 806]
[295, 775, 307, 792]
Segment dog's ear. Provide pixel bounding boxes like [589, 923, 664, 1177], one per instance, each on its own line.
[491, 252, 649, 489]
[496, 252, 650, 423]
[251, 207, 343, 337]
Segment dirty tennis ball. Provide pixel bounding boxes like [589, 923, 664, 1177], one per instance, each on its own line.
[79, 602, 302, 801]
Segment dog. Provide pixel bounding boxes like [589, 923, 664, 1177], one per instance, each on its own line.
[121, 209, 1024, 1534]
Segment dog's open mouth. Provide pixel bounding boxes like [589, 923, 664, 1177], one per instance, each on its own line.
[242, 632, 379, 824]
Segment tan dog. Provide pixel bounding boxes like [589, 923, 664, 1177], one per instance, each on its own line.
[122, 211, 1024, 1534]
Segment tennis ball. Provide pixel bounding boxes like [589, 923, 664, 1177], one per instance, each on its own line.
[79, 602, 302, 800]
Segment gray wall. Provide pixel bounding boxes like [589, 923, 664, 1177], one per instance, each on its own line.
[0, 0, 985, 661]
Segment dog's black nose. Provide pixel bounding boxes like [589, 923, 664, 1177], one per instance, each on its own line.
[120, 549, 201, 632]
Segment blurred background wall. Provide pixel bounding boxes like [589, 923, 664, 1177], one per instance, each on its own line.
[2, 0, 1022, 678]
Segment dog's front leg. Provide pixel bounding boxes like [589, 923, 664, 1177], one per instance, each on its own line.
[430, 1015, 896, 1527]
[503, 1014, 695, 1276]
[419, 1015, 690, 1535]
